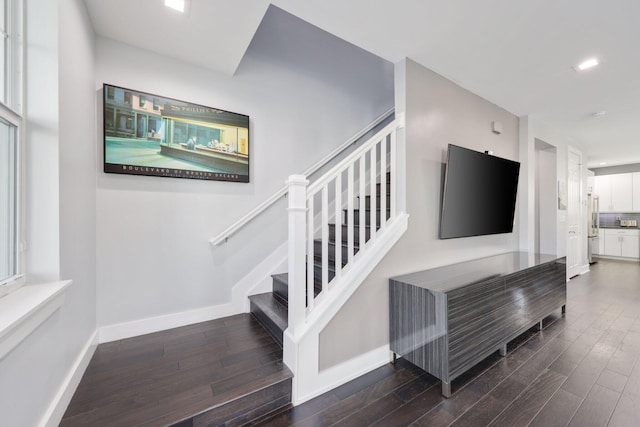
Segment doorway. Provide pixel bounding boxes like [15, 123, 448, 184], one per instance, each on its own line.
[567, 147, 583, 278]
[535, 139, 557, 255]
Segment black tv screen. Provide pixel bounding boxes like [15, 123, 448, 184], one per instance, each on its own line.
[439, 144, 520, 239]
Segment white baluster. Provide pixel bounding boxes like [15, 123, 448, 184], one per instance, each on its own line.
[359, 156, 366, 250]
[307, 193, 315, 311]
[380, 137, 387, 230]
[390, 129, 397, 219]
[334, 174, 342, 280]
[321, 185, 329, 292]
[287, 175, 309, 335]
[369, 145, 377, 242]
[396, 113, 407, 214]
[347, 165, 354, 263]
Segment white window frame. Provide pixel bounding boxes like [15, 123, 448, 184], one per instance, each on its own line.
[0, 103, 23, 296]
[0, 0, 23, 296]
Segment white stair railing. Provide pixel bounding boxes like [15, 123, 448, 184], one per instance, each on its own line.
[209, 108, 394, 246]
[286, 113, 405, 337]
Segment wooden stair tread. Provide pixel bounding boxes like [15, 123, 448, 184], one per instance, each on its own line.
[249, 293, 288, 333]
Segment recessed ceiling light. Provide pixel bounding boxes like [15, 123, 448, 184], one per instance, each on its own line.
[599, 162, 607, 166]
[165, 0, 185, 12]
[574, 58, 599, 72]
[590, 111, 606, 118]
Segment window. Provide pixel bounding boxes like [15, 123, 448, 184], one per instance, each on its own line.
[0, 113, 18, 283]
[0, 0, 22, 296]
[0, 0, 22, 111]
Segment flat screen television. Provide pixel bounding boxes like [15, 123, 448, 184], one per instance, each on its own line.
[103, 83, 250, 182]
[439, 144, 520, 239]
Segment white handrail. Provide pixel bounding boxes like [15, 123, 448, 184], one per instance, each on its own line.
[209, 107, 395, 246]
[306, 114, 404, 195]
[301, 107, 394, 177]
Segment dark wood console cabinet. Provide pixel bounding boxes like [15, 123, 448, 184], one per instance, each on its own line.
[389, 252, 566, 397]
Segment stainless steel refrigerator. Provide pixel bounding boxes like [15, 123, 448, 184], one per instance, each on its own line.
[588, 194, 599, 263]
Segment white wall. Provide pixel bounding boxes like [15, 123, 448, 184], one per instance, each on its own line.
[520, 117, 589, 270]
[319, 58, 520, 369]
[58, 0, 98, 376]
[0, 1, 97, 426]
[95, 6, 394, 329]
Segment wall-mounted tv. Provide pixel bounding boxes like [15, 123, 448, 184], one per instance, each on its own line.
[439, 144, 520, 239]
[103, 84, 249, 182]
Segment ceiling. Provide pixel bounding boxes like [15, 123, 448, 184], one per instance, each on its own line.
[84, 0, 640, 168]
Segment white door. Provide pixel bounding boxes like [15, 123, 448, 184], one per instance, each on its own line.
[567, 149, 582, 278]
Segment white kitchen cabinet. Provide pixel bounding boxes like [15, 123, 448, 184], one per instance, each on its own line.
[594, 175, 612, 211]
[611, 174, 633, 212]
[599, 235, 605, 255]
[595, 174, 633, 212]
[604, 232, 622, 257]
[622, 235, 640, 259]
[602, 229, 640, 259]
[633, 173, 640, 212]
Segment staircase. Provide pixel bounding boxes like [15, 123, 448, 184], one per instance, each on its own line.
[249, 176, 392, 347]
[205, 112, 407, 405]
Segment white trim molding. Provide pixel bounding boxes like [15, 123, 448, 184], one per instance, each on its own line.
[284, 213, 409, 404]
[296, 344, 391, 405]
[98, 302, 237, 343]
[99, 241, 288, 343]
[577, 264, 590, 276]
[0, 280, 71, 360]
[38, 330, 98, 427]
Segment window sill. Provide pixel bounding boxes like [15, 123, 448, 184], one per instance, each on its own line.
[0, 280, 72, 360]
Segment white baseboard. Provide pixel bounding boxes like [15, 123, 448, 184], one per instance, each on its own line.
[578, 264, 590, 275]
[39, 329, 98, 427]
[296, 344, 390, 405]
[593, 255, 639, 262]
[99, 242, 288, 343]
[98, 302, 238, 343]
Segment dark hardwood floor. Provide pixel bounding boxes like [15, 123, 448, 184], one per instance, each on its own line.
[60, 314, 292, 427]
[253, 258, 640, 427]
[60, 258, 640, 426]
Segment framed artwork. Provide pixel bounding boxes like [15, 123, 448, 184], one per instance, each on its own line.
[103, 84, 249, 182]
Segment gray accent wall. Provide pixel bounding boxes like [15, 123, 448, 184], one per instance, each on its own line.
[319, 58, 520, 370]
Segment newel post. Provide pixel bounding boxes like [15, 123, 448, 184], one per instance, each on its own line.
[286, 174, 309, 337]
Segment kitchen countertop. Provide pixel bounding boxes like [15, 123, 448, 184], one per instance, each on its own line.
[600, 226, 640, 230]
